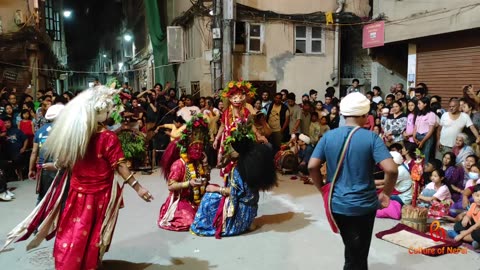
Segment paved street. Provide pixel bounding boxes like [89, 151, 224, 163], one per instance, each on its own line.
[0, 169, 479, 270]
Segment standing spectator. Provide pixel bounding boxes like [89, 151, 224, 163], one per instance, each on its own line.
[327, 105, 340, 130]
[436, 98, 480, 160]
[266, 92, 290, 152]
[3, 104, 17, 128]
[309, 89, 318, 104]
[261, 90, 271, 110]
[403, 100, 418, 148]
[325, 87, 340, 106]
[280, 89, 289, 103]
[176, 95, 200, 122]
[414, 87, 426, 100]
[395, 83, 404, 94]
[372, 86, 383, 103]
[286, 93, 301, 135]
[413, 97, 437, 164]
[346, 79, 362, 94]
[385, 94, 395, 108]
[4, 117, 27, 180]
[28, 104, 64, 203]
[308, 92, 397, 270]
[35, 99, 52, 130]
[253, 99, 262, 113]
[19, 109, 34, 148]
[309, 112, 321, 145]
[300, 101, 312, 136]
[461, 101, 480, 145]
[324, 94, 334, 113]
[382, 101, 407, 146]
[0, 117, 11, 201]
[462, 85, 480, 109]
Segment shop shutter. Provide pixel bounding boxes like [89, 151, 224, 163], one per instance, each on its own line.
[416, 46, 480, 108]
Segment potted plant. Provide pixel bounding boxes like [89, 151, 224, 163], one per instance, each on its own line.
[117, 129, 146, 169]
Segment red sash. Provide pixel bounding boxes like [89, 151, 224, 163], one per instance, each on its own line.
[322, 127, 360, 234]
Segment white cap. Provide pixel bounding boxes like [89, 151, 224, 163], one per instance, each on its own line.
[340, 92, 370, 116]
[45, 104, 65, 120]
[299, 134, 311, 145]
[390, 151, 404, 165]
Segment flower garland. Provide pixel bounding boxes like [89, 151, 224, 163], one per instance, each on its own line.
[220, 79, 256, 100]
[176, 114, 209, 153]
[223, 117, 257, 155]
[181, 153, 207, 205]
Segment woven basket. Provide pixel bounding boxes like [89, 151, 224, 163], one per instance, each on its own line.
[400, 205, 428, 233]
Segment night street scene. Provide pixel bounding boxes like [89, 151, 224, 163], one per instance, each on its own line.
[1, 0, 480, 269]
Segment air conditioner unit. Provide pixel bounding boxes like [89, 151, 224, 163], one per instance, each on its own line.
[167, 26, 185, 63]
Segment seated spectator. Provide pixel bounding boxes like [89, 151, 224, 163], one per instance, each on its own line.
[418, 168, 452, 208]
[453, 133, 475, 166]
[447, 185, 480, 250]
[297, 134, 314, 181]
[441, 152, 465, 204]
[389, 151, 413, 206]
[154, 116, 186, 141]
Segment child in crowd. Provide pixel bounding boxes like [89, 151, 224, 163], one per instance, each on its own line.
[417, 168, 452, 207]
[309, 112, 321, 145]
[18, 109, 34, 148]
[318, 116, 330, 140]
[448, 185, 480, 250]
[154, 116, 186, 141]
[373, 125, 382, 138]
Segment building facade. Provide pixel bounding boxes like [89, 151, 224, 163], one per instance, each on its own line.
[372, 0, 480, 104]
[168, 0, 369, 99]
[0, 0, 68, 95]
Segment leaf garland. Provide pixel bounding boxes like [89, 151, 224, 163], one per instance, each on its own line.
[223, 117, 256, 155]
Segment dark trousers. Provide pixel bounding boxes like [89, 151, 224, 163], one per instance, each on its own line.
[333, 212, 376, 270]
[454, 220, 480, 242]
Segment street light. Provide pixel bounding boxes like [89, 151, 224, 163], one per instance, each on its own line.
[63, 10, 72, 18]
[118, 62, 124, 70]
[123, 34, 132, 42]
[102, 54, 107, 58]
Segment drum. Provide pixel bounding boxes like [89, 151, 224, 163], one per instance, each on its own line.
[274, 150, 298, 174]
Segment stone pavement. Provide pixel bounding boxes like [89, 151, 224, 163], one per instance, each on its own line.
[0, 170, 479, 269]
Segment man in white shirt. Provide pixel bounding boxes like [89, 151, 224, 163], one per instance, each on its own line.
[436, 98, 480, 159]
[176, 95, 200, 122]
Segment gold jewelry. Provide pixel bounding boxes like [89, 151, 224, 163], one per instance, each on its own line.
[182, 181, 190, 188]
[124, 172, 134, 183]
[130, 180, 138, 187]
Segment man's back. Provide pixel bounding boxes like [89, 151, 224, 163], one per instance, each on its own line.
[313, 126, 390, 215]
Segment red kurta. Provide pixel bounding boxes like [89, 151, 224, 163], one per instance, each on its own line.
[53, 130, 124, 270]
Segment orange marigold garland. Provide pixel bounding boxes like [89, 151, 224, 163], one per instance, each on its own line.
[221, 79, 257, 100]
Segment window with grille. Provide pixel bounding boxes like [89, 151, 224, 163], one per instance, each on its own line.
[44, 0, 61, 41]
[295, 26, 324, 54]
[234, 22, 264, 53]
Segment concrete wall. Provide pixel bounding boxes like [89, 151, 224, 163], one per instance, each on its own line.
[0, 0, 34, 33]
[169, 0, 368, 98]
[233, 22, 335, 98]
[371, 62, 407, 97]
[373, 0, 480, 43]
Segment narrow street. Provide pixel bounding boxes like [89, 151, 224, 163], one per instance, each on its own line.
[1, 169, 479, 270]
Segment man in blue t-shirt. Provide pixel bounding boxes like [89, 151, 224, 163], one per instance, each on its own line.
[308, 92, 398, 270]
[28, 104, 64, 202]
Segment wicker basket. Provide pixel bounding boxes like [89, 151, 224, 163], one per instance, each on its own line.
[400, 205, 428, 233]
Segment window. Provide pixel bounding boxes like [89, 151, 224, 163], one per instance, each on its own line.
[44, 0, 61, 41]
[234, 22, 264, 53]
[295, 26, 324, 54]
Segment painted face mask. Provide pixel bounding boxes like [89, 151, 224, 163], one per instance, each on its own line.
[229, 93, 246, 107]
[187, 142, 204, 160]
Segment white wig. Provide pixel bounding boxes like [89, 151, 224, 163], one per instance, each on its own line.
[43, 86, 121, 169]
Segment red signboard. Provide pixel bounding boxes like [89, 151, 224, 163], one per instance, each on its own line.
[362, 21, 385, 49]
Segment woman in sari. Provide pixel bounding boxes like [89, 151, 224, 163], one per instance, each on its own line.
[453, 133, 475, 166]
[190, 120, 277, 238]
[2, 86, 153, 270]
[442, 152, 465, 208]
[158, 115, 211, 231]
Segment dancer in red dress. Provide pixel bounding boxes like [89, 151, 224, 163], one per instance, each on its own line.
[2, 85, 154, 270]
[213, 80, 267, 177]
[158, 115, 210, 231]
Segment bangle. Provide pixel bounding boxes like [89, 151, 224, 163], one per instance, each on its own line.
[130, 180, 138, 187]
[182, 181, 190, 188]
[124, 172, 135, 183]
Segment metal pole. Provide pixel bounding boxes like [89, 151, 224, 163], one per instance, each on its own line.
[222, 0, 234, 85]
[212, 0, 223, 92]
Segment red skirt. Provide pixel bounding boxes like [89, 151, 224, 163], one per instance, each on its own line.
[53, 187, 114, 270]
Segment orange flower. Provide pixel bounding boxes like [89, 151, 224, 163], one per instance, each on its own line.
[228, 82, 234, 88]
[246, 82, 252, 89]
[236, 82, 242, 88]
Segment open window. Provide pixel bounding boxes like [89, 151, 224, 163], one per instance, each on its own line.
[234, 22, 264, 53]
